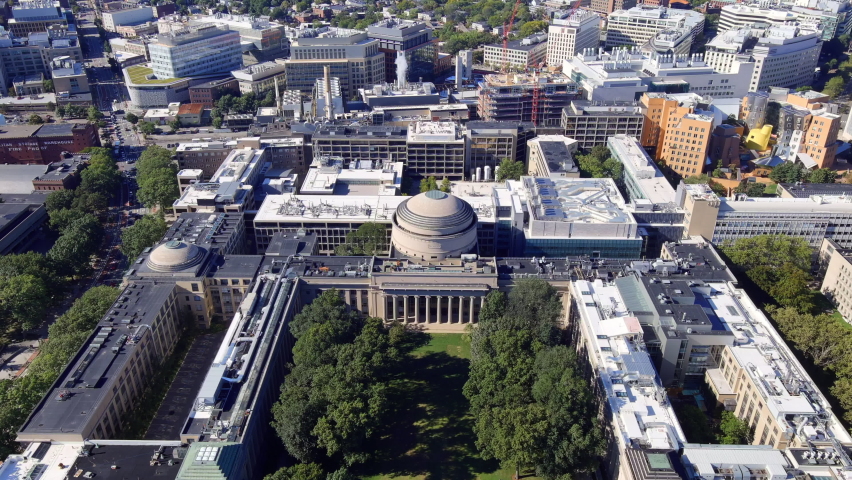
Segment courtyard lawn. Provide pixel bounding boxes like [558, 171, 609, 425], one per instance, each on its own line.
[358, 333, 534, 480]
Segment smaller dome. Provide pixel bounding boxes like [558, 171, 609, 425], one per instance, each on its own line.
[146, 240, 205, 272]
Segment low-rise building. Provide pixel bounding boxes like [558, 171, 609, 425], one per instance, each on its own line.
[176, 103, 204, 126]
[175, 141, 232, 179]
[526, 135, 579, 178]
[172, 148, 267, 215]
[231, 60, 286, 95]
[102, 7, 155, 33]
[0, 123, 99, 164]
[50, 55, 88, 94]
[406, 121, 466, 180]
[465, 121, 536, 179]
[188, 77, 239, 108]
[7, 0, 67, 36]
[478, 72, 582, 127]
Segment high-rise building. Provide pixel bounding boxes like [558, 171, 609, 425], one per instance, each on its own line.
[640, 93, 714, 177]
[707, 124, 741, 168]
[718, 4, 798, 32]
[770, 90, 842, 168]
[466, 121, 536, 177]
[454, 49, 473, 89]
[546, 9, 600, 67]
[483, 34, 548, 70]
[477, 72, 583, 127]
[147, 25, 242, 79]
[705, 24, 821, 93]
[366, 19, 436, 83]
[406, 122, 467, 180]
[605, 7, 704, 51]
[284, 27, 385, 99]
[190, 13, 289, 63]
[102, 7, 155, 33]
[561, 100, 645, 149]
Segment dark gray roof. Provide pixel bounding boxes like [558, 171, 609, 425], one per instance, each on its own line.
[778, 182, 852, 198]
[33, 123, 75, 137]
[210, 255, 262, 279]
[69, 444, 183, 480]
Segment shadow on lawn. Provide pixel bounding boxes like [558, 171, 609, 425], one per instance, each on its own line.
[357, 351, 499, 480]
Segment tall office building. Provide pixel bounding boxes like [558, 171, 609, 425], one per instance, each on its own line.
[406, 122, 467, 180]
[7, 0, 67, 36]
[546, 9, 600, 67]
[640, 92, 713, 177]
[605, 7, 704, 51]
[477, 72, 583, 127]
[466, 121, 536, 176]
[148, 25, 242, 79]
[705, 24, 821, 92]
[284, 27, 385, 99]
[483, 34, 548, 70]
[366, 19, 436, 83]
[561, 100, 645, 149]
[719, 4, 798, 32]
[190, 13, 289, 63]
[590, 0, 636, 16]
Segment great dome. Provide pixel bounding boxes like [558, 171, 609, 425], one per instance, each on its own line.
[146, 240, 206, 272]
[391, 190, 478, 260]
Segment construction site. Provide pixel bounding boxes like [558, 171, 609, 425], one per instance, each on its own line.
[477, 72, 584, 127]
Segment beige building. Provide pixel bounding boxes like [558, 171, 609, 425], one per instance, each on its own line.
[641, 93, 713, 177]
[526, 135, 580, 178]
[819, 238, 852, 322]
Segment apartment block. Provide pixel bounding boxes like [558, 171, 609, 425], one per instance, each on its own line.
[284, 27, 385, 99]
[148, 25, 242, 79]
[477, 72, 582, 127]
[366, 19, 436, 83]
[546, 9, 600, 67]
[605, 7, 704, 51]
[561, 100, 645, 149]
[466, 121, 536, 177]
[483, 34, 548, 70]
[640, 92, 713, 176]
[406, 122, 467, 180]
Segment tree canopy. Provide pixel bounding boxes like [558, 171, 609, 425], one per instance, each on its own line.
[420, 176, 439, 193]
[121, 214, 168, 261]
[136, 146, 179, 211]
[333, 222, 388, 256]
[683, 174, 727, 196]
[465, 280, 604, 478]
[496, 158, 525, 181]
[718, 411, 752, 444]
[576, 145, 623, 181]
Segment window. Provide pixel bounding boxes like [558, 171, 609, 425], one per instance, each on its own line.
[191, 283, 199, 292]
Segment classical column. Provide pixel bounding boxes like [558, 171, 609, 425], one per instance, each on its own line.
[403, 295, 409, 323]
[437, 296, 443, 324]
[426, 296, 432, 323]
[469, 296, 475, 323]
[458, 297, 464, 323]
[392, 295, 398, 322]
[414, 296, 420, 323]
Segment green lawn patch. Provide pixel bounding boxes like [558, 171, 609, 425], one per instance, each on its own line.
[414, 333, 471, 359]
[357, 333, 534, 480]
[764, 184, 778, 195]
[125, 65, 182, 85]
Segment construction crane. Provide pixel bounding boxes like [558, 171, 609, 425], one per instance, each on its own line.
[501, 0, 524, 73]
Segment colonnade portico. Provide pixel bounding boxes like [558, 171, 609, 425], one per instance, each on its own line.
[386, 293, 485, 325]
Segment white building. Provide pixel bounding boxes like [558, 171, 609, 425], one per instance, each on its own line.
[189, 13, 289, 59]
[483, 33, 548, 69]
[526, 135, 580, 178]
[719, 4, 799, 31]
[605, 7, 704, 51]
[300, 157, 403, 195]
[545, 9, 600, 67]
[102, 7, 155, 33]
[148, 25, 242, 79]
[231, 60, 286, 94]
[705, 24, 822, 92]
[172, 148, 267, 215]
[563, 48, 754, 102]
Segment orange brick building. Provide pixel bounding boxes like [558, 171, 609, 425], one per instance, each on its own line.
[640, 93, 714, 177]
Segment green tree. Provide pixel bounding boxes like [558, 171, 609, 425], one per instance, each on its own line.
[120, 214, 168, 261]
[168, 118, 182, 133]
[47, 214, 102, 277]
[212, 117, 223, 129]
[440, 177, 451, 193]
[519, 20, 547, 37]
[138, 121, 157, 136]
[80, 164, 121, 196]
[136, 167, 179, 210]
[675, 404, 715, 443]
[718, 411, 751, 444]
[48, 208, 87, 233]
[769, 162, 805, 183]
[496, 158, 525, 181]
[265, 464, 325, 480]
[721, 234, 811, 273]
[823, 75, 845, 98]
[419, 176, 439, 192]
[733, 181, 765, 197]
[27, 114, 43, 125]
[807, 168, 836, 183]
[124, 112, 139, 124]
[0, 274, 49, 331]
[87, 105, 103, 123]
[796, 85, 813, 92]
[333, 222, 388, 256]
[44, 189, 76, 212]
[72, 191, 108, 213]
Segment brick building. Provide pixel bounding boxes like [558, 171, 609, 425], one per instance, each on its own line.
[0, 123, 99, 165]
[188, 77, 239, 108]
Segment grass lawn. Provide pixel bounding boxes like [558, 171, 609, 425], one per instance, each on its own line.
[125, 65, 182, 84]
[358, 333, 533, 480]
[763, 184, 778, 195]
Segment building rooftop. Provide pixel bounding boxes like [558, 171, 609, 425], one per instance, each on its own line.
[178, 103, 205, 115]
[125, 64, 182, 85]
[778, 183, 852, 198]
[719, 195, 852, 214]
[608, 134, 677, 207]
[0, 164, 49, 194]
[300, 158, 403, 195]
[17, 283, 180, 439]
[486, 34, 548, 52]
[522, 176, 637, 234]
[407, 121, 460, 142]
